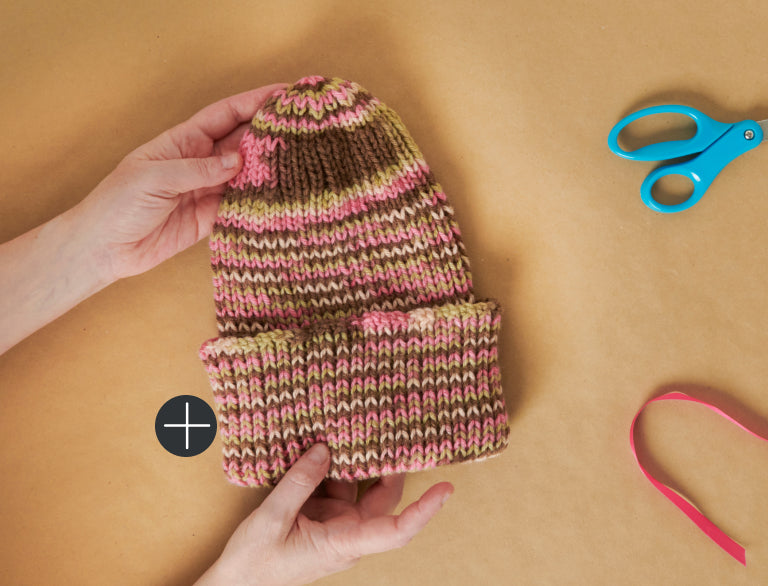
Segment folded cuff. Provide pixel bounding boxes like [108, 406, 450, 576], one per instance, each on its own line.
[199, 301, 509, 487]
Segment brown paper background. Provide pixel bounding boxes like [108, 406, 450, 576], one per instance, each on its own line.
[3, 1, 768, 584]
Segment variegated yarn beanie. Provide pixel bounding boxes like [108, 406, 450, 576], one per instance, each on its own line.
[200, 76, 509, 487]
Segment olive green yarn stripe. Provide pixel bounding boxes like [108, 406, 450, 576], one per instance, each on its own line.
[215, 193, 447, 246]
[218, 154, 426, 218]
[253, 96, 384, 134]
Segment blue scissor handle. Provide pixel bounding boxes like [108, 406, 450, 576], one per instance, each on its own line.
[640, 120, 762, 213]
[609, 104, 763, 213]
[608, 104, 733, 160]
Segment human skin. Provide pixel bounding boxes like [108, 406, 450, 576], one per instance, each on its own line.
[196, 444, 453, 586]
[0, 83, 283, 353]
[0, 84, 453, 585]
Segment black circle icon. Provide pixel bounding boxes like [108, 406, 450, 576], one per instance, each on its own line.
[155, 395, 217, 457]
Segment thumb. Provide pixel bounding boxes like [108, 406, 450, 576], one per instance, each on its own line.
[258, 444, 331, 536]
[143, 152, 242, 196]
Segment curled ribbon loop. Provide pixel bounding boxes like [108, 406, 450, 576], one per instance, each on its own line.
[630, 391, 767, 566]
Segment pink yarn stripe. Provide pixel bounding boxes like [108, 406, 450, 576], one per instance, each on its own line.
[274, 83, 356, 110]
[295, 75, 325, 86]
[229, 134, 287, 190]
[212, 290, 271, 309]
[630, 391, 768, 566]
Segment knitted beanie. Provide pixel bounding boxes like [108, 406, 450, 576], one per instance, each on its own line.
[199, 76, 509, 487]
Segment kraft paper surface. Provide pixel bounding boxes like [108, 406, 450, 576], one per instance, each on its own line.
[2, 1, 768, 584]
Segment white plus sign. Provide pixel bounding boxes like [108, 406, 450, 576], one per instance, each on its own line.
[163, 401, 212, 450]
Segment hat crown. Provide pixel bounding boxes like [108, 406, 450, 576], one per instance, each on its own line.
[269, 76, 365, 119]
[211, 77, 475, 335]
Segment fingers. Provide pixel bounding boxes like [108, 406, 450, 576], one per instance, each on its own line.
[213, 121, 252, 157]
[258, 444, 331, 537]
[139, 153, 242, 197]
[179, 83, 286, 141]
[389, 482, 453, 543]
[357, 474, 405, 518]
[138, 83, 286, 159]
[190, 191, 225, 238]
[344, 482, 454, 557]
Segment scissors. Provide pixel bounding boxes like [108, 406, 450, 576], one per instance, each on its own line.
[608, 105, 768, 213]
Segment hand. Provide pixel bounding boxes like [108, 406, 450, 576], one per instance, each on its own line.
[0, 83, 286, 354]
[196, 444, 454, 586]
[73, 83, 285, 281]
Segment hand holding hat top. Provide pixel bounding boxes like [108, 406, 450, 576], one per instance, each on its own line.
[74, 83, 286, 281]
[0, 84, 283, 352]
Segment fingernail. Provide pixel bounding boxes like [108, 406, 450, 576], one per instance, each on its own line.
[306, 444, 329, 464]
[440, 489, 453, 507]
[221, 152, 240, 169]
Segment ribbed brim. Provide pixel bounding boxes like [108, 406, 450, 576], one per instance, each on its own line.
[200, 301, 509, 487]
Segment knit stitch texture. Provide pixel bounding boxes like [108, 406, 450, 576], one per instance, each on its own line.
[200, 76, 509, 487]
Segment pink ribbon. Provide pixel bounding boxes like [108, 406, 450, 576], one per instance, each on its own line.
[630, 391, 768, 565]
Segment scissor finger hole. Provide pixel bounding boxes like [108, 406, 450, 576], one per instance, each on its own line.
[617, 113, 697, 152]
[651, 173, 694, 206]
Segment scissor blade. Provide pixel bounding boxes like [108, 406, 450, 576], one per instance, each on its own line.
[759, 119, 768, 141]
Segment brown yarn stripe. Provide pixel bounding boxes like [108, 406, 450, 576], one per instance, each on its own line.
[238, 110, 423, 201]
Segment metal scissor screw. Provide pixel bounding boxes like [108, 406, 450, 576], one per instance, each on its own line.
[745, 129, 755, 140]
